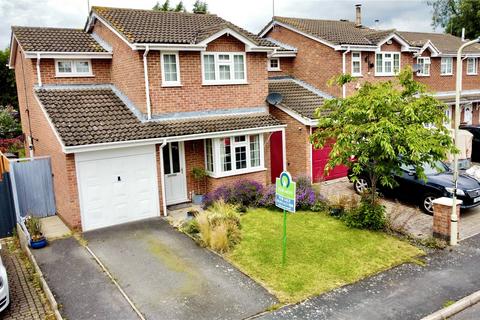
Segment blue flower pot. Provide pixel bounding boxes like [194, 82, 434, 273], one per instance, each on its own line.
[29, 237, 48, 249]
[192, 194, 204, 205]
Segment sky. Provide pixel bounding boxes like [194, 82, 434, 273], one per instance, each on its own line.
[0, 0, 437, 49]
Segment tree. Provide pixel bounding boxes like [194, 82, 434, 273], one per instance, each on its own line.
[310, 68, 456, 206]
[153, 0, 186, 12]
[0, 106, 21, 139]
[174, 1, 186, 12]
[0, 49, 18, 110]
[193, 0, 208, 14]
[428, 0, 480, 39]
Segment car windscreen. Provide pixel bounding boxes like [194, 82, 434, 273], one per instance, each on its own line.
[400, 161, 448, 175]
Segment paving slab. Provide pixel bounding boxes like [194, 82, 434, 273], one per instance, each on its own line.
[84, 218, 277, 320]
[451, 302, 480, 320]
[257, 233, 480, 320]
[32, 237, 138, 320]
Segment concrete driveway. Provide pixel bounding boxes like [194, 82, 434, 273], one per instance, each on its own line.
[83, 218, 277, 320]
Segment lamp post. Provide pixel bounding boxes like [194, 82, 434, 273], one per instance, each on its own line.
[451, 37, 480, 246]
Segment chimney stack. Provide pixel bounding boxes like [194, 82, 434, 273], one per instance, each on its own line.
[355, 4, 362, 27]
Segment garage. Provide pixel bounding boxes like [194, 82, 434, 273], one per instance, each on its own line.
[75, 145, 160, 231]
[312, 143, 348, 183]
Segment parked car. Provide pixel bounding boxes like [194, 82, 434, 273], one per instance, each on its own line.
[350, 161, 480, 214]
[0, 244, 9, 312]
[459, 124, 480, 162]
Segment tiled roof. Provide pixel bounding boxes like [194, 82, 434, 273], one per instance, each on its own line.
[271, 16, 384, 46]
[35, 86, 282, 147]
[399, 31, 480, 54]
[269, 79, 330, 120]
[11, 26, 107, 52]
[92, 6, 276, 47]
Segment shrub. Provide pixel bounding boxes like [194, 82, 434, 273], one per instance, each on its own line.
[294, 176, 319, 210]
[202, 180, 263, 208]
[342, 195, 386, 230]
[181, 219, 199, 235]
[258, 185, 276, 208]
[202, 185, 233, 209]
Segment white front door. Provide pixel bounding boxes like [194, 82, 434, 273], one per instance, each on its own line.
[464, 105, 473, 125]
[163, 142, 188, 205]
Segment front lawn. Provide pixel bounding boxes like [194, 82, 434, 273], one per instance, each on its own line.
[227, 208, 423, 303]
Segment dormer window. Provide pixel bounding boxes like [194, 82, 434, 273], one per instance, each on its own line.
[55, 60, 92, 77]
[201, 52, 247, 85]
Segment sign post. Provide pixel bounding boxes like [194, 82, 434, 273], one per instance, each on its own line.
[275, 171, 296, 266]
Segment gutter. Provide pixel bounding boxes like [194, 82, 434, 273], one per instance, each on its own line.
[342, 46, 351, 98]
[143, 45, 152, 120]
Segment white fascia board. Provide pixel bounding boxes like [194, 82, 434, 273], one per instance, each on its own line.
[264, 21, 338, 50]
[133, 43, 206, 51]
[258, 21, 276, 38]
[418, 40, 441, 57]
[271, 51, 297, 58]
[274, 104, 317, 126]
[196, 28, 272, 52]
[337, 45, 377, 52]
[8, 34, 18, 69]
[440, 53, 480, 58]
[32, 92, 67, 153]
[24, 52, 113, 59]
[88, 13, 136, 50]
[377, 33, 412, 51]
[65, 124, 287, 154]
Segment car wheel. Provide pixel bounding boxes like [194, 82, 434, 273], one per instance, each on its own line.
[421, 193, 437, 215]
[354, 178, 370, 194]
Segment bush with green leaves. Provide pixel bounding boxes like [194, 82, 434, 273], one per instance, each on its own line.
[342, 194, 386, 230]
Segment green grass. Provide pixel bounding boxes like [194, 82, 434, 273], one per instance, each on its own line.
[227, 208, 424, 303]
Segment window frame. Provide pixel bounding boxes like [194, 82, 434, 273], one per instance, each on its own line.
[374, 52, 401, 76]
[160, 51, 181, 87]
[201, 52, 248, 85]
[416, 57, 431, 76]
[268, 58, 281, 71]
[467, 57, 478, 75]
[204, 134, 265, 178]
[441, 57, 453, 76]
[351, 51, 362, 76]
[55, 59, 93, 77]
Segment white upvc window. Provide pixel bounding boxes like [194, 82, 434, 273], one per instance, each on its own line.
[441, 57, 453, 75]
[375, 52, 400, 76]
[467, 57, 477, 75]
[55, 59, 93, 77]
[204, 134, 264, 177]
[201, 52, 247, 85]
[351, 51, 362, 76]
[268, 58, 281, 71]
[417, 57, 431, 76]
[161, 52, 181, 86]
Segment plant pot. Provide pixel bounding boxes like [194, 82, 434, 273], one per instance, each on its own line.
[192, 194, 204, 205]
[29, 237, 48, 249]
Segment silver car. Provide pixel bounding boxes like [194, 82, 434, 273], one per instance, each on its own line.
[0, 244, 9, 312]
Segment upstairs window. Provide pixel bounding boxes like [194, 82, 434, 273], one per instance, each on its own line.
[161, 52, 181, 86]
[375, 52, 400, 76]
[441, 57, 453, 75]
[351, 52, 362, 76]
[202, 52, 247, 85]
[268, 58, 280, 71]
[467, 57, 477, 75]
[55, 60, 92, 77]
[417, 57, 431, 76]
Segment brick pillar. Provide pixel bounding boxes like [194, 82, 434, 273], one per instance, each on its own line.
[432, 197, 461, 241]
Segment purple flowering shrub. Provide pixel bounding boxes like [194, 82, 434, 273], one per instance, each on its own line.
[258, 185, 276, 208]
[202, 185, 233, 209]
[294, 176, 317, 210]
[202, 180, 263, 208]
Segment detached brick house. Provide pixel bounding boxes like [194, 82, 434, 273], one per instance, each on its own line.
[260, 5, 480, 182]
[9, 7, 287, 231]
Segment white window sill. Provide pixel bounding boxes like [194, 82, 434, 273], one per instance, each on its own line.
[467, 73, 478, 76]
[268, 68, 282, 72]
[351, 74, 362, 77]
[440, 74, 453, 76]
[206, 167, 266, 178]
[55, 74, 94, 78]
[202, 81, 249, 86]
[416, 74, 430, 77]
[374, 74, 398, 77]
[161, 83, 182, 87]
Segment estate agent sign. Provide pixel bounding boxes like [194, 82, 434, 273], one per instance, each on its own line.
[275, 171, 296, 265]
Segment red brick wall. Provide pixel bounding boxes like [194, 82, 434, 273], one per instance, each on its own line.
[14, 45, 81, 229]
[184, 140, 207, 197]
[34, 58, 112, 85]
[147, 35, 269, 114]
[268, 57, 295, 78]
[206, 170, 268, 193]
[269, 105, 310, 179]
[92, 20, 147, 114]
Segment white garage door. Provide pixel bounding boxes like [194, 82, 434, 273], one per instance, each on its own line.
[76, 145, 159, 231]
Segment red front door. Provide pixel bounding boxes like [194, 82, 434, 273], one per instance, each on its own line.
[270, 131, 283, 183]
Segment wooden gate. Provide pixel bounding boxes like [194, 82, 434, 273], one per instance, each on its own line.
[0, 153, 16, 238]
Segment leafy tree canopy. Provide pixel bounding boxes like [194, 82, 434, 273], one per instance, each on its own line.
[0, 106, 21, 139]
[428, 0, 480, 39]
[193, 0, 208, 14]
[311, 68, 456, 204]
[153, 0, 186, 12]
[0, 48, 18, 110]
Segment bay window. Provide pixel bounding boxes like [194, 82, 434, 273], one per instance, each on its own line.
[375, 52, 400, 76]
[202, 52, 247, 85]
[204, 134, 264, 177]
[467, 57, 477, 75]
[417, 57, 430, 76]
[55, 59, 92, 77]
[441, 57, 453, 75]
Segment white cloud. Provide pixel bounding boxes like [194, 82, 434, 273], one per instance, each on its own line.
[0, 0, 437, 49]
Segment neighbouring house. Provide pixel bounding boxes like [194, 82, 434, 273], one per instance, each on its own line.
[260, 4, 480, 182]
[8, 7, 288, 231]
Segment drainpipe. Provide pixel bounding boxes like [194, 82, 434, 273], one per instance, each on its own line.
[281, 128, 287, 171]
[309, 126, 313, 182]
[143, 45, 152, 120]
[451, 36, 480, 246]
[159, 139, 168, 216]
[342, 47, 351, 98]
[36, 53, 42, 87]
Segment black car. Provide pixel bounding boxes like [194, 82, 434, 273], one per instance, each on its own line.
[350, 161, 480, 214]
[459, 124, 480, 162]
